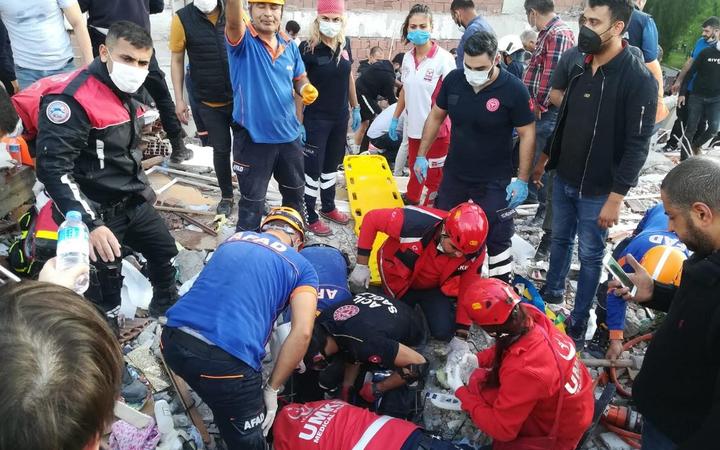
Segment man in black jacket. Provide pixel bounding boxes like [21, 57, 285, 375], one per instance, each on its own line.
[79, 0, 193, 163]
[35, 22, 179, 318]
[533, 0, 657, 347]
[353, 49, 397, 153]
[610, 156, 720, 450]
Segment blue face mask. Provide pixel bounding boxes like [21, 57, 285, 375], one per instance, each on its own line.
[407, 29, 431, 46]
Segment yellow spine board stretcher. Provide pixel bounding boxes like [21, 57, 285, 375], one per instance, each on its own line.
[343, 155, 404, 284]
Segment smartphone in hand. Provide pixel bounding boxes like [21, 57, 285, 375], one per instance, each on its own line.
[603, 253, 638, 297]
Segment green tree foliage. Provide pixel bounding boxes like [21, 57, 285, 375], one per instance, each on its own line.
[647, 0, 718, 57]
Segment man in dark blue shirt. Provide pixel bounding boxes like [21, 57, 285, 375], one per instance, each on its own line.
[451, 0, 495, 69]
[418, 31, 535, 283]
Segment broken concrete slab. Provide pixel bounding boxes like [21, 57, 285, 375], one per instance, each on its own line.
[174, 250, 206, 284]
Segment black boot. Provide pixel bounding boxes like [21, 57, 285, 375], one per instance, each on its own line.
[534, 231, 552, 261]
[169, 133, 193, 163]
[148, 287, 179, 318]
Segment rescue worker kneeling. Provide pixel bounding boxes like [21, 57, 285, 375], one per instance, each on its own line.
[273, 399, 465, 450]
[304, 292, 428, 419]
[348, 202, 489, 342]
[161, 207, 318, 450]
[448, 277, 594, 450]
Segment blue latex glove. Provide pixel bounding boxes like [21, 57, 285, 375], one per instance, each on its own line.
[351, 106, 361, 132]
[299, 124, 306, 145]
[388, 117, 399, 141]
[505, 179, 529, 209]
[414, 156, 429, 184]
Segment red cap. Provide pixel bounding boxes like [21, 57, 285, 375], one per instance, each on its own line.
[317, 0, 345, 15]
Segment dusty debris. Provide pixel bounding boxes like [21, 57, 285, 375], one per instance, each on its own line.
[174, 250, 207, 284]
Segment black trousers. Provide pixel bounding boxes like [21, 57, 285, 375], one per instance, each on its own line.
[90, 29, 182, 139]
[161, 328, 267, 450]
[85, 200, 178, 311]
[232, 125, 305, 231]
[303, 115, 348, 223]
[198, 103, 234, 199]
[436, 176, 514, 284]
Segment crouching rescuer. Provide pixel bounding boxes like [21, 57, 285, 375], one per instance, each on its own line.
[302, 292, 428, 419]
[161, 207, 318, 450]
[447, 277, 594, 449]
[348, 202, 488, 342]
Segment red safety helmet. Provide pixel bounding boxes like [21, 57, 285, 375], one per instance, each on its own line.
[443, 202, 489, 255]
[459, 277, 521, 326]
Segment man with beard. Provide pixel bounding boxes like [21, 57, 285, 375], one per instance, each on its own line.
[609, 156, 720, 449]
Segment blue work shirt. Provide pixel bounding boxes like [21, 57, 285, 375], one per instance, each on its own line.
[166, 232, 319, 371]
[226, 23, 306, 144]
[626, 8, 659, 63]
[455, 15, 495, 69]
[606, 204, 689, 334]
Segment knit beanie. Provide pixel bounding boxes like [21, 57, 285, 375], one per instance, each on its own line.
[317, 0, 345, 15]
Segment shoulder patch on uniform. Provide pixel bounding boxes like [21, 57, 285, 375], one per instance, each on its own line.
[333, 304, 360, 321]
[368, 355, 382, 364]
[46, 100, 71, 124]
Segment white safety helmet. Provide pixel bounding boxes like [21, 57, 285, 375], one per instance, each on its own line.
[498, 34, 524, 55]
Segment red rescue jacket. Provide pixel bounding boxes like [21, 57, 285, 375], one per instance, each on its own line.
[273, 400, 418, 450]
[455, 305, 594, 450]
[357, 206, 485, 299]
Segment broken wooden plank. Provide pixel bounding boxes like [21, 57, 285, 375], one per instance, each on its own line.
[154, 205, 216, 216]
[147, 166, 238, 187]
[175, 212, 218, 237]
[175, 177, 221, 191]
[158, 351, 212, 445]
[0, 166, 35, 218]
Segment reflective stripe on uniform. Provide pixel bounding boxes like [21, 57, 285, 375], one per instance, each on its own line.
[351, 415, 393, 450]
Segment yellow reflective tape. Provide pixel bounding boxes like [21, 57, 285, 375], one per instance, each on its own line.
[36, 230, 58, 240]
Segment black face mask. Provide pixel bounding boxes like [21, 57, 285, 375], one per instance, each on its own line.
[578, 24, 615, 54]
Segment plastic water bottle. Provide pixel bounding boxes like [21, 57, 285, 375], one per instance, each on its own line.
[8, 141, 21, 165]
[56, 211, 90, 294]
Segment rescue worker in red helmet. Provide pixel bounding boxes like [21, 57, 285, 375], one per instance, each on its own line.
[447, 277, 594, 450]
[273, 399, 465, 450]
[348, 202, 488, 341]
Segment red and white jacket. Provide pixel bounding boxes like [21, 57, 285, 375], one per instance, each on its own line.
[13, 60, 151, 230]
[273, 400, 418, 450]
[357, 206, 485, 300]
[455, 305, 594, 450]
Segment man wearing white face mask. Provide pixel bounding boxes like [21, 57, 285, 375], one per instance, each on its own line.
[34, 21, 180, 319]
[419, 31, 536, 284]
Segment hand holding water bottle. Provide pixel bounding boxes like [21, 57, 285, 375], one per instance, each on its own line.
[38, 257, 90, 291]
[56, 211, 91, 294]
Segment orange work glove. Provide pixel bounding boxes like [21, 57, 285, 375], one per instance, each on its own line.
[300, 83, 319, 105]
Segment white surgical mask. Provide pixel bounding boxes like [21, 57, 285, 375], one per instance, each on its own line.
[319, 20, 342, 38]
[194, 0, 217, 14]
[108, 54, 149, 94]
[465, 67, 492, 87]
